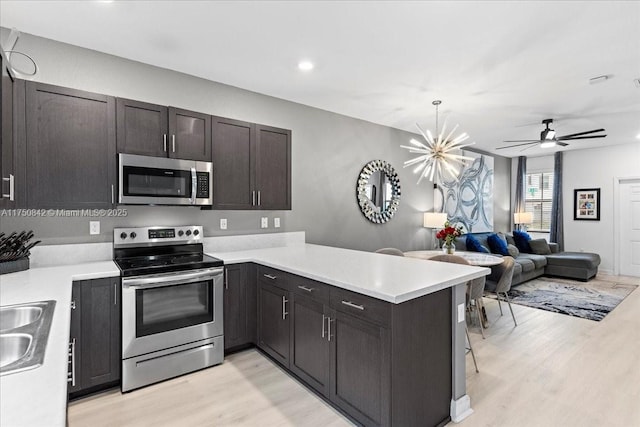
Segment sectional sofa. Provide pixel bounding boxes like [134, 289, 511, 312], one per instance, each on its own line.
[453, 232, 601, 286]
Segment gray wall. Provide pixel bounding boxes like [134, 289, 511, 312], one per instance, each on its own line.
[0, 29, 511, 251]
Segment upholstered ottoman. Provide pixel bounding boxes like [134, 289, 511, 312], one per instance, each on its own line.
[544, 252, 601, 281]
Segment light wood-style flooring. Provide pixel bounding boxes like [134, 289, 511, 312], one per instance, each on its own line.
[68, 274, 640, 427]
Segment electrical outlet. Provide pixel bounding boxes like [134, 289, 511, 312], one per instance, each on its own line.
[457, 303, 465, 323]
[220, 219, 227, 230]
[274, 217, 281, 228]
[261, 217, 268, 228]
[89, 221, 100, 235]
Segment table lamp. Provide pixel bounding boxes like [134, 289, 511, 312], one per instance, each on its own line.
[423, 212, 448, 249]
[513, 212, 533, 231]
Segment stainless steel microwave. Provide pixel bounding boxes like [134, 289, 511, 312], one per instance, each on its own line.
[118, 154, 212, 206]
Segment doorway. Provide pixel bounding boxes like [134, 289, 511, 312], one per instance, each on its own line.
[616, 177, 640, 277]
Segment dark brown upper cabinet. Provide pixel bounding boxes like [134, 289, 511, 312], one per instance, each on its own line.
[0, 49, 16, 208]
[116, 99, 211, 162]
[212, 117, 291, 210]
[255, 125, 291, 210]
[25, 82, 116, 209]
[212, 117, 255, 209]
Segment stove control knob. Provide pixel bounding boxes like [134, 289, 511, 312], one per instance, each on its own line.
[193, 229, 200, 236]
[186, 230, 192, 236]
[130, 232, 137, 239]
[178, 230, 184, 237]
[120, 232, 127, 240]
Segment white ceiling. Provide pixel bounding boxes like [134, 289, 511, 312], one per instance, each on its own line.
[1, 1, 639, 157]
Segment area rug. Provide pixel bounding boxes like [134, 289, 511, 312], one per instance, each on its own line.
[503, 277, 638, 321]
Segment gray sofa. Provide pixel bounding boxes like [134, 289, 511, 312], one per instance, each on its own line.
[454, 232, 601, 286]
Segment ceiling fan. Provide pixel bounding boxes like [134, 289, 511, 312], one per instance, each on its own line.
[497, 119, 606, 151]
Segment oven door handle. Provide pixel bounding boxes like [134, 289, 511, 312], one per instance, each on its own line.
[122, 267, 223, 289]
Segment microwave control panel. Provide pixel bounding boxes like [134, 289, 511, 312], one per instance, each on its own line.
[196, 172, 210, 198]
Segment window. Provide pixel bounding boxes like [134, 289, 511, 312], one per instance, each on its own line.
[524, 172, 554, 231]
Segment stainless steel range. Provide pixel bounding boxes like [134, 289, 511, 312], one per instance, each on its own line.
[113, 225, 224, 392]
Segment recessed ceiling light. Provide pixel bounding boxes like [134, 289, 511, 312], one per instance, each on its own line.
[298, 61, 314, 71]
[636, 133, 640, 140]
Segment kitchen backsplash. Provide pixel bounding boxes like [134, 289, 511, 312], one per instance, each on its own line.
[29, 231, 305, 268]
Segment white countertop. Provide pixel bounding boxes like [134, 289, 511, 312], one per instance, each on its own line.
[0, 242, 489, 426]
[209, 244, 490, 304]
[0, 261, 120, 427]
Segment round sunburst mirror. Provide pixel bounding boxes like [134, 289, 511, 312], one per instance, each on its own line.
[356, 160, 401, 224]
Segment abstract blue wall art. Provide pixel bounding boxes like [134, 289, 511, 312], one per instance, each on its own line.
[434, 151, 494, 232]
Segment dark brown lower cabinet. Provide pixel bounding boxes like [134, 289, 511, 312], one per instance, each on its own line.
[289, 293, 331, 397]
[68, 278, 121, 398]
[256, 266, 452, 427]
[224, 263, 257, 351]
[257, 279, 291, 367]
[329, 309, 391, 426]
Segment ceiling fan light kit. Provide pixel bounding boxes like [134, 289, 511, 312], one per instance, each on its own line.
[498, 118, 606, 152]
[400, 100, 475, 184]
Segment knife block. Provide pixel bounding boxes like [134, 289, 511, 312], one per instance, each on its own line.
[0, 257, 29, 275]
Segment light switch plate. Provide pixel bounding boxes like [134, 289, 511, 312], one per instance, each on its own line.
[457, 303, 465, 323]
[89, 221, 100, 235]
[274, 217, 281, 228]
[220, 219, 227, 230]
[261, 217, 268, 228]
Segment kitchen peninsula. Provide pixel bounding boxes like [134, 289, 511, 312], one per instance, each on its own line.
[208, 243, 489, 426]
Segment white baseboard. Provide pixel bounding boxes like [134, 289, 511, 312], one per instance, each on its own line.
[450, 395, 473, 423]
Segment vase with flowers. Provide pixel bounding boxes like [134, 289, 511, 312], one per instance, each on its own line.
[435, 221, 464, 254]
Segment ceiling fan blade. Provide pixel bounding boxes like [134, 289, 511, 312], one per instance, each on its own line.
[496, 141, 540, 150]
[520, 144, 539, 152]
[557, 141, 569, 147]
[558, 134, 607, 141]
[502, 139, 541, 143]
[557, 129, 605, 139]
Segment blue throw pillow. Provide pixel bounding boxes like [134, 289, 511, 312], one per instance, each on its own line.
[487, 233, 509, 256]
[466, 234, 489, 253]
[512, 230, 532, 253]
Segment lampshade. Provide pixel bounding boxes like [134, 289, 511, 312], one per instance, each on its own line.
[423, 212, 448, 228]
[514, 212, 533, 224]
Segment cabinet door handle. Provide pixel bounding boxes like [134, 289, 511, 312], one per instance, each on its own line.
[282, 296, 288, 320]
[172, 134, 176, 152]
[114, 283, 117, 305]
[111, 184, 115, 204]
[224, 269, 228, 289]
[69, 338, 76, 387]
[341, 300, 365, 311]
[297, 285, 314, 293]
[2, 174, 14, 201]
[252, 190, 256, 206]
[163, 134, 167, 152]
[321, 314, 326, 338]
[263, 274, 277, 280]
[257, 190, 261, 206]
[327, 317, 333, 341]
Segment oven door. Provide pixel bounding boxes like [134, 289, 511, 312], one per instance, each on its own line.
[122, 267, 224, 359]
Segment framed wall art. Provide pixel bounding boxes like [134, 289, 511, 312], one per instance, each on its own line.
[573, 188, 600, 221]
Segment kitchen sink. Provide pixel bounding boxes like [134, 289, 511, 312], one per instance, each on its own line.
[0, 334, 32, 368]
[0, 306, 43, 331]
[0, 300, 56, 376]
